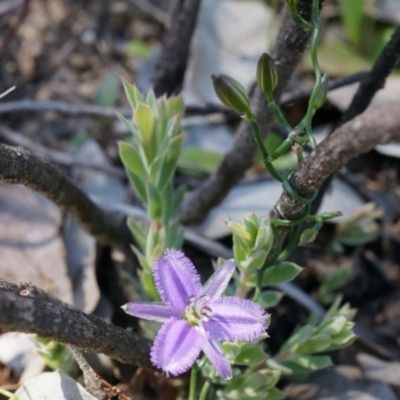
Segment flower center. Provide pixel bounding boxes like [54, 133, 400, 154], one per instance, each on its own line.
[183, 296, 212, 327]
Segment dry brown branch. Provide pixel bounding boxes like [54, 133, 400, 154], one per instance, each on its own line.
[0, 124, 125, 178]
[0, 143, 132, 250]
[153, 0, 202, 96]
[179, 0, 317, 225]
[0, 279, 153, 368]
[273, 101, 400, 221]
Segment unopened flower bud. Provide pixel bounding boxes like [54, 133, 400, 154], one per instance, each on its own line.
[314, 74, 329, 110]
[299, 228, 318, 246]
[256, 53, 278, 99]
[212, 74, 252, 117]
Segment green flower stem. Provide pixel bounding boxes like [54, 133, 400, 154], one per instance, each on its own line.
[199, 371, 216, 400]
[267, 98, 293, 133]
[247, 118, 283, 182]
[304, 0, 322, 149]
[189, 363, 198, 400]
[276, 224, 301, 263]
[270, 137, 294, 160]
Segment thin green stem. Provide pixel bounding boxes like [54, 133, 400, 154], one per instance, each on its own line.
[247, 118, 283, 182]
[304, 0, 322, 149]
[268, 99, 293, 133]
[189, 364, 199, 400]
[199, 372, 215, 400]
[276, 224, 301, 263]
[0, 388, 20, 399]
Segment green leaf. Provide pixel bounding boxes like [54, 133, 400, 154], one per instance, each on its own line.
[126, 169, 147, 203]
[240, 250, 267, 271]
[254, 223, 273, 254]
[290, 354, 332, 371]
[179, 147, 223, 175]
[266, 387, 285, 400]
[146, 183, 162, 220]
[127, 217, 148, 252]
[233, 235, 248, 266]
[123, 81, 144, 110]
[262, 262, 302, 286]
[156, 134, 183, 191]
[315, 316, 347, 336]
[280, 325, 314, 353]
[296, 334, 331, 354]
[146, 89, 159, 115]
[134, 103, 157, 161]
[222, 342, 242, 362]
[169, 185, 185, 217]
[242, 215, 259, 239]
[228, 221, 252, 242]
[116, 112, 141, 145]
[259, 290, 284, 308]
[119, 142, 147, 179]
[235, 343, 267, 366]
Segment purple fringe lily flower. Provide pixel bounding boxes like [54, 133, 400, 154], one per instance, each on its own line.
[123, 249, 268, 380]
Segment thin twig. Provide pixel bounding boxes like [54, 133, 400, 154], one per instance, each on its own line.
[0, 280, 153, 369]
[0, 99, 132, 118]
[0, 124, 126, 178]
[280, 70, 369, 106]
[340, 25, 400, 125]
[179, 0, 318, 225]
[69, 346, 105, 399]
[153, 0, 202, 96]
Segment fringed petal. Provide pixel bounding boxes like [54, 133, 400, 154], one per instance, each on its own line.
[202, 339, 232, 380]
[123, 302, 177, 322]
[203, 260, 235, 298]
[151, 318, 204, 377]
[153, 249, 202, 312]
[204, 296, 268, 341]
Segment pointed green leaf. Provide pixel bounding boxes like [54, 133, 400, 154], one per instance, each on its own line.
[127, 217, 148, 251]
[262, 262, 303, 286]
[123, 81, 143, 110]
[240, 250, 267, 271]
[146, 183, 162, 220]
[296, 335, 331, 353]
[259, 290, 284, 308]
[254, 223, 273, 254]
[126, 170, 147, 203]
[235, 343, 267, 365]
[290, 354, 332, 371]
[156, 134, 183, 191]
[134, 103, 156, 161]
[119, 142, 147, 179]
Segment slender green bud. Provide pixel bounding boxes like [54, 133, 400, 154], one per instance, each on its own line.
[212, 74, 252, 117]
[299, 228, 318, 246]
[256, 53, 278, 99]
[314, 74, 329, 110]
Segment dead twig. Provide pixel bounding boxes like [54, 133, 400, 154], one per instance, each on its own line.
[0, 279, 153, 369]
[340, 25, 400, 125]
[153, 0, 202, 96]
[0, 124, 126, 178]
